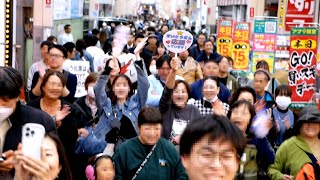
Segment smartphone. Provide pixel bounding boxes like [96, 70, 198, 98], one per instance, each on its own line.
[0, 155, 6, 162]
[22, 123, 45, 160]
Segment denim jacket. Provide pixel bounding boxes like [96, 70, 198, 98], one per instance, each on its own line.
[93, 63, 149, 139]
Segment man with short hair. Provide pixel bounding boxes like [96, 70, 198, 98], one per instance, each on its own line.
[218, 56, 238, 93]
[113, 107, 188, 179]
[189, 33, 206, 60]
[62, 42, 76, 72]
[190, 60, 231, 103]
[58, 24, 74, 45]
[146, 55, 184, 107]
[30, 44, 77, 103]
[180, 114, 246, 180]
[0, 67, 56, 179]
[27, 41, 53, 92]
[253, 69, 275, 114]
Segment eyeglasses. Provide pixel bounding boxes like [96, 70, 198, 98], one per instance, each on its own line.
[197, 149, 237, 166]
[49, 53, 64, 59]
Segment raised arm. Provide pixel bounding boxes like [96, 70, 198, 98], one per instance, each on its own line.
[133, 60, 149, 110]
[94, 67, 112, 115]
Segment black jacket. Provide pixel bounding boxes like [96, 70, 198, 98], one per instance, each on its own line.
[3, 102, 57, 152]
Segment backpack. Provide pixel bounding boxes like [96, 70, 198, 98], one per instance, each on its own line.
[296, 152, 320, 180]
[236, 144, 258, 180]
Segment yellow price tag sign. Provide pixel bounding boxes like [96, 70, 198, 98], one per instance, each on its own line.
[217, 37, 233, 57]
[232, 42, 250, 70]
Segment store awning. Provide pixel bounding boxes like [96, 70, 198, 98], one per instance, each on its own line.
[217, 0, 248, 6]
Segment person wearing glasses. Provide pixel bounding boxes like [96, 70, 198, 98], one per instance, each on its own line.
[30, 44, 77, 103]
[180, 114, 246, 180]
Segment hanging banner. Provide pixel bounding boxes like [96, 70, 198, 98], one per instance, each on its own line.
[253, 34, 277, 52]
[217, 19, 233, 57]
[251, 52, 276, 73]
[289, 27, 318, 107]
[232, 22, 250, 70]
[252, 20, 277, 73]
[253, 20, 277, 52]
[285, 0, 315, 32]
[277, 0, 287, 33]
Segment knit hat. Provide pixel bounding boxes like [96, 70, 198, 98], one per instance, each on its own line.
[294, 106, 320, 134]
[254, 68, 271, 81]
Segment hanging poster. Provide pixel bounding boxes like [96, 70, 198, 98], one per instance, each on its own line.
[289, 27, 318, 107]
[232, 22, 250, 70]
[217, 19, 233, 57]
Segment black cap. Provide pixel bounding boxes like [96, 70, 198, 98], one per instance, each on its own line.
[294, 106, 320, 133]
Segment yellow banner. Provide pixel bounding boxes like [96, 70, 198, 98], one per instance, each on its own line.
[290, 39, 317, 49]
[232, 42, 250, 70]
[252, 52, 275, 73]
[217, 37, 233, 57]
[317, 53, 320, 63]
[277, 0, 287, 32]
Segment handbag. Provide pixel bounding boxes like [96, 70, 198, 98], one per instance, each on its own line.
[74, 102, 106, 156]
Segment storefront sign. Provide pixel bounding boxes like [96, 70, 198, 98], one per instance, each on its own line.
[289, 27, 318, 106]
[285, 0, 315, 31]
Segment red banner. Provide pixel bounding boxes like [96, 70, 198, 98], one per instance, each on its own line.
[289, 27, 318, 107]
[285, 0, 315, 31]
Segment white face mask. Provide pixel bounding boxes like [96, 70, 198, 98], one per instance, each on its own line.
[149, 65, 158, 75]
[276, 96, 291, 110]
[87, 86, 95, 98]
[0, 107, 14, 122]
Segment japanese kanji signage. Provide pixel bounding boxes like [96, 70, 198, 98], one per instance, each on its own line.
[163, 30, 193, 53]
[217, 19, 233, 57]
[285, 0, 315, 31]
[252, 20, 277, 73]
[253, 20, 277, 52]
[64, 61, 90, 98]
[232, 22, 250, 70]
[289, 27, 318, 107]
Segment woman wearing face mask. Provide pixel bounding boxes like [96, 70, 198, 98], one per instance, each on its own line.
[160, 57, 201, 145]
[191, 76, 229, 116]
[272, 85, 297, 151]
[14, 132, 73, 180]
[149, 43, 167, 75]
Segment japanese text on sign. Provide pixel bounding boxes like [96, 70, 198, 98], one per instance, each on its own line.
[65, 61, 90, 98]
[163, 30, 193, 53]
[289, 27, 317, 104]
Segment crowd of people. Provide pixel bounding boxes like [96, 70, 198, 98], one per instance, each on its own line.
[0, 17, 320, 180]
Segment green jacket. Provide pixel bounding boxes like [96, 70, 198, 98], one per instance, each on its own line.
[227, 73, 238, 94]
[268, 136, 313, 179]
[113, 137, 188, 180]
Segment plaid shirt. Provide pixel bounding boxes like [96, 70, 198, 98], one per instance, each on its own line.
[192, 98, 229, 116]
